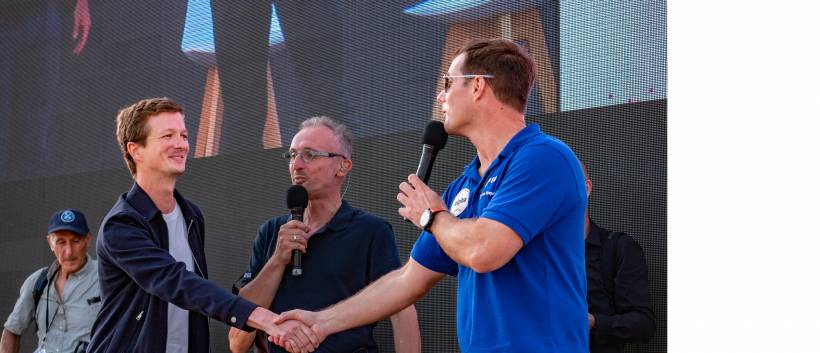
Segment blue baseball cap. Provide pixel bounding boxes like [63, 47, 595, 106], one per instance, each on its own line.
[47, 209, 90, 236]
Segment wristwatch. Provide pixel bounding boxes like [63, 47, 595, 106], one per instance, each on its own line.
[419, 207, 448, 231]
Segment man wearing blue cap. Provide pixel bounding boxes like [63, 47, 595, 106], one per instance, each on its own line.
[1, 209, 100, 353]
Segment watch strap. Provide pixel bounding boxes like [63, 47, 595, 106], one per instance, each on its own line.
[424, 206, 449, 231]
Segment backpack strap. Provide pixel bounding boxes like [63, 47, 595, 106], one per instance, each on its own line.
[31, 267, 49, 331]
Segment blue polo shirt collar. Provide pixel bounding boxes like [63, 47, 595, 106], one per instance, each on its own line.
[499, 123, 542, 158]
[463, 123, 543, 180]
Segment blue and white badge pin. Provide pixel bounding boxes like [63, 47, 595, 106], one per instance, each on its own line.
[61, 210, 76, 223]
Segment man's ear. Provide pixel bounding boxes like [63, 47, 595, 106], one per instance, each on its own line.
[127, 141, 142, 164]
[337, 159, 353, 176]
[46, 234, 55, 251]
[473, 76, 490, 100]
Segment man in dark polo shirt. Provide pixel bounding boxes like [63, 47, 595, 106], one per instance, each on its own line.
[228, 116, 420, 353]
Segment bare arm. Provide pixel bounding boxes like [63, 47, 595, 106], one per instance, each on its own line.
[229, 220, 311, 353]
[227, 328, 255, 353]
[275, 259, 443, 345]
[0, 329, 20, 353]
[321, 260, 440, 333]
[390, 305, 421, 353]
[398, 174, 523, 273]
[229, 257, 288, 353]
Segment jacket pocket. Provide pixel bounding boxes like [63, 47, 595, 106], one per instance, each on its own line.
[114, 308, 145, 351]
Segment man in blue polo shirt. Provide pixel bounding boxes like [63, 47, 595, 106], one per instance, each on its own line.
[273, 39, 588, 352]
[228, 116, 420, 353]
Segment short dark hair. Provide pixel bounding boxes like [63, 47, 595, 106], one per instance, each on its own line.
[116, 97, 184, 176]
[455, 39, 534, 113]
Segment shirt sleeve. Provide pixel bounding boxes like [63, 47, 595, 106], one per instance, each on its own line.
[3, 269, 44, 335]
[592, 235, 655, 344]
[480, 144, 585, 245]
[410, 184, 460, 276]
[410, 231, 459, 276]
[249, 220, 279, 279]
[366, 220, 402, 284]
[234, 220, 278, 293]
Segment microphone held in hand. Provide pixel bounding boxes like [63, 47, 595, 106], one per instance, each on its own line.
[286, 185, 308, 276]
[415, 121, 448, 183]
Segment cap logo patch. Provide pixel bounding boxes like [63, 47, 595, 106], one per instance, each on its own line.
[61, 211, 76, 223]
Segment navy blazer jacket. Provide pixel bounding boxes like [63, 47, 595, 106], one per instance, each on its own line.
[89, 183, 256, 353]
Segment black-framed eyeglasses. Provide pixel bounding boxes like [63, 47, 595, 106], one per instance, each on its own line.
[443, 74, 494, 92]
[283, 148, 347, 163]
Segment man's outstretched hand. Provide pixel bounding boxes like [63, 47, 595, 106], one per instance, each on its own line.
[248, 307, 319, 353]
[271, 310, 328, 352]
[275, 319, 322, 353]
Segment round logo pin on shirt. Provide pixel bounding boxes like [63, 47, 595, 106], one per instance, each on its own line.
[450, 188, 470, 216]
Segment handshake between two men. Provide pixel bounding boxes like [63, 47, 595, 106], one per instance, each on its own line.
[262, 311, 323, 353]
[245, 309, 322, 353]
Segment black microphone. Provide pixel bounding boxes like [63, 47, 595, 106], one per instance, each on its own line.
[415, 121, 448, 183]
[286, 185, 308, 276]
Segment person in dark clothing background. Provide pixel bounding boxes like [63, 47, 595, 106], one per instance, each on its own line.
[582, 161, 655, 353]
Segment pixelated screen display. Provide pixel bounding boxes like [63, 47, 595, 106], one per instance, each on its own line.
[1, 1, 666, 352]
[1, 0, 665, 182]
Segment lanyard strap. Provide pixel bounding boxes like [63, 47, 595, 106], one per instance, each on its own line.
[43, 266, 61, 336]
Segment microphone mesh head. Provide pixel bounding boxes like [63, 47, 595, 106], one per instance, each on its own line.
[286, 185, 309, 209]
[422, 121, 448, 150]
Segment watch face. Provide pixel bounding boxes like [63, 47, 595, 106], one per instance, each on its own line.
[419, 209, 431, 227]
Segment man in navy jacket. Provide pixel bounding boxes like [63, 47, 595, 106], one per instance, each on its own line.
[89, 97, 317, 353]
